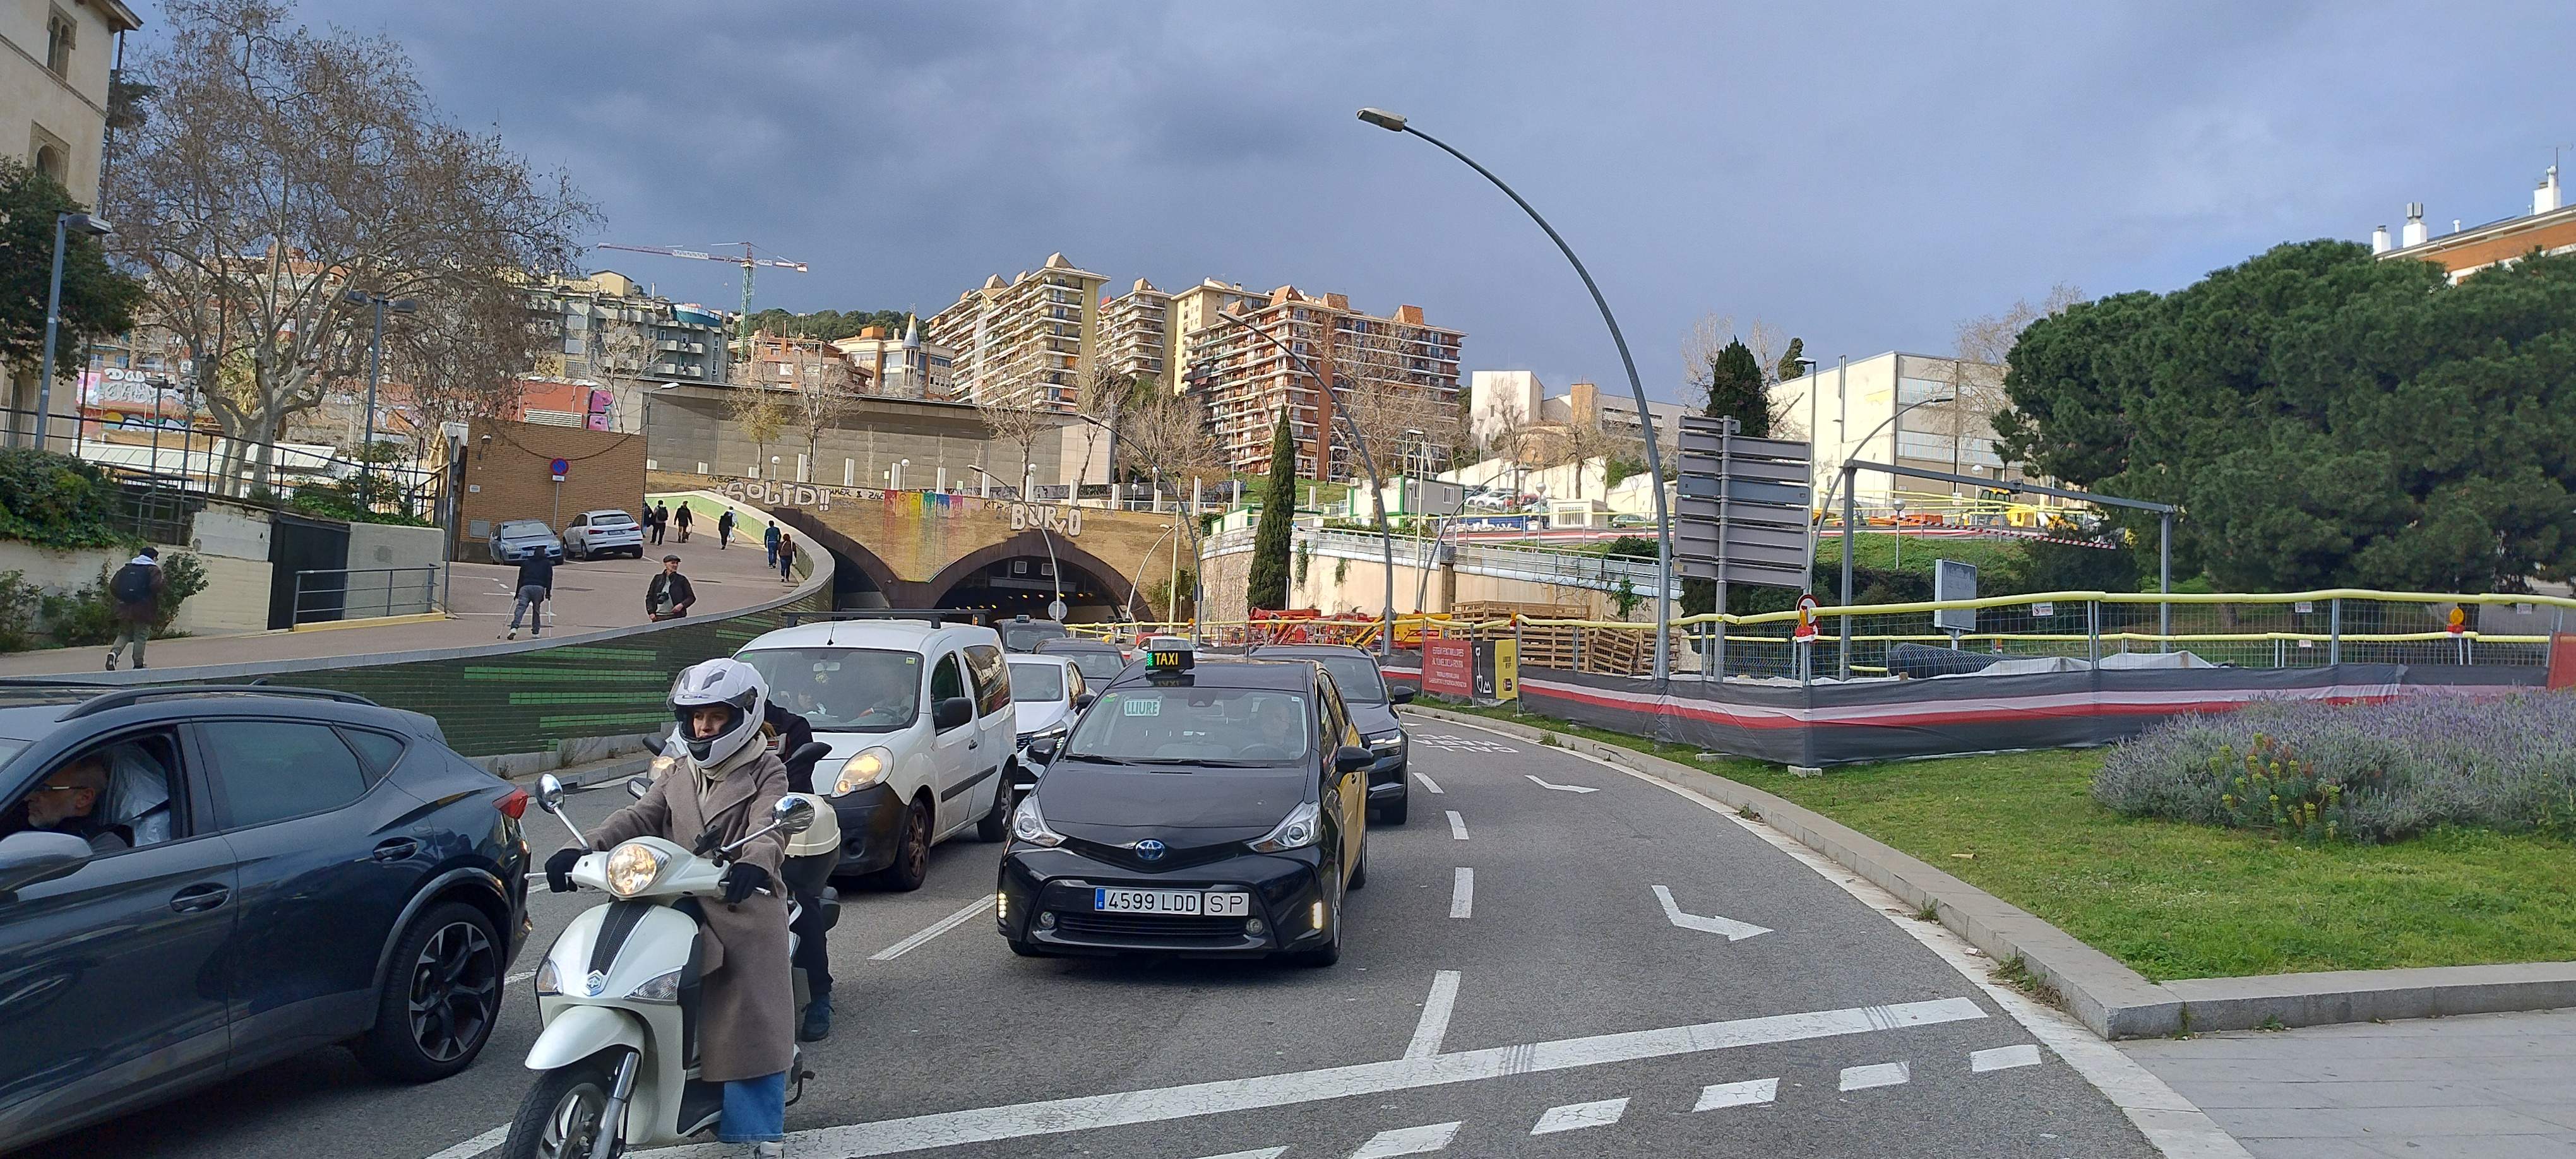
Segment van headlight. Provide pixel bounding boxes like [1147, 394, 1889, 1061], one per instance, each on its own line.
[604, 841, 667, 897]
[833, 747, 895, 795]
[1011, 797, 1066, 847]
[1249, 800, 1322, 852]
[626, 968, 683, 1004]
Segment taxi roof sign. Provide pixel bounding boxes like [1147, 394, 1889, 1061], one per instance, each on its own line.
[1144, 635, 1195, 672]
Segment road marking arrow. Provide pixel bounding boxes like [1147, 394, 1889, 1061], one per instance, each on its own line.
[1524, 774, 1598, 793]
[1652, 885, 1772, 942]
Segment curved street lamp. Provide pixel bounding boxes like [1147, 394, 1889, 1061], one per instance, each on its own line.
[1356, 107, 1678, 682]
[1823, 393, 1952, 675]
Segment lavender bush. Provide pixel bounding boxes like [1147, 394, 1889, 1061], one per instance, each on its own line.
[2092, 692, 2576, 843]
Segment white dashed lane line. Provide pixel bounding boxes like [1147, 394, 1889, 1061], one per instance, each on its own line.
[1838, 1061, 1911, 1091]
[1404, 970, 1463, 1061]
[869, 896, 995, 961]
[1972, 1043, 2042, 1073]
[1347, 1122, 1462, 1158]
[1412, 770, 1445, 795]
[1445, 811, 1469, 840]
[1448, 867, 1472, 918]
[1693, 1077, 1779, 1111]
[1529, 1097, 1628, 1136]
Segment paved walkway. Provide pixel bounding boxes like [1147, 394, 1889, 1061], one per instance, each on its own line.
[0, 530, 796, 678]
[2119, 1007, 2576, 1158]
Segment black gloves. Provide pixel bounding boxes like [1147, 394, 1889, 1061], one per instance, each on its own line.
[544, 847, 584, 893]
[691, 827, 726, 857]
[719, 862, 770, 905]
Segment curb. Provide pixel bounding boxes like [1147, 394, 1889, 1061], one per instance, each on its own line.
[1404, 703, 2576, 1040]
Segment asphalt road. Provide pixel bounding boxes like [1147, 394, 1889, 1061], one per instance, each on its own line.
[28, 716, 2165, 1159]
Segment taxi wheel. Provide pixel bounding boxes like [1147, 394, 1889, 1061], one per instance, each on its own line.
[1349, 836, 1369, 891]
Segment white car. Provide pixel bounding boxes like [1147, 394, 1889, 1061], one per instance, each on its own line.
[1004, 654, 1092, 803]
[736, 618, 1018, 891]
[563, 509, 645, 560]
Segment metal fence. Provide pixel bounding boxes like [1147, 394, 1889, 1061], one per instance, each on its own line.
[289, 566, 442, 626]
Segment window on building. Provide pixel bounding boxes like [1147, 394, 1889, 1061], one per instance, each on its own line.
[45, 8, 76, 78]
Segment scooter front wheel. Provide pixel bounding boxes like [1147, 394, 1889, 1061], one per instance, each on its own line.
[501, 1058, 619, 1159]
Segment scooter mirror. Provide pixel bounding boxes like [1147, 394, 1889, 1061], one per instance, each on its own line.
[626, 774, 651, 800]
[772, 795, 817, 835]
[536, 774, 568, 813]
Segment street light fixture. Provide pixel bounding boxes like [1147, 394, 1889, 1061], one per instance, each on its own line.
[1793, 355, 1822, 569]
[1357, 107, 1679, 682]
[1825, 393, 1952, 674]
[342, 289, 418, 492]
[35, 213, 113, 451]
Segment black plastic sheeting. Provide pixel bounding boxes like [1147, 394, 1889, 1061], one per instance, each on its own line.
[1381, 652, 2545, 765]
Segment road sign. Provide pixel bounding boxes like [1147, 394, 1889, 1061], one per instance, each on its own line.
[1792, 593, 1820, 640]
[1673, 416, 1811, 589]
[1933, 560, 1977, 633]
[549, 457, 569, 483]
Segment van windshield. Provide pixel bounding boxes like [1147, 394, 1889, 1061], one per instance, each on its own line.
[740, 647, 922, 732]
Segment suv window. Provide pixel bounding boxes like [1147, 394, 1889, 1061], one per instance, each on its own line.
[929, 653, 966, 718]
[340, 728, 407, 778]
[569, 514, 587, 527]
[202, 720, 371, 829]
[963, 645, 1011, 718]
[2, 728, 189, 853]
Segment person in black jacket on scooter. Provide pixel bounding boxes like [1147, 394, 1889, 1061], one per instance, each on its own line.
[762, 700, 836, 1042]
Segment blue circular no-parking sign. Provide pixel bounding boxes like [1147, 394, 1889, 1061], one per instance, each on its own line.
[549, 458, 569, 477]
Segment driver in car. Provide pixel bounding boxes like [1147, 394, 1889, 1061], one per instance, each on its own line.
[545, 658, 794, 1158]
[1, 756, 128, 853]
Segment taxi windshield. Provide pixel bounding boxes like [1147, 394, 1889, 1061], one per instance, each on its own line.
[1061, 687, 1310, 766]
[739, 647, 921, 732]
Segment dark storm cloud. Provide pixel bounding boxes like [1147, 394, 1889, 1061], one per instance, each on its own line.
[174, 0, 2576, 401]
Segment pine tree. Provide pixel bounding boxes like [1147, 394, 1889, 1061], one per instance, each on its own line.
[1703, 338, 1770, 436]
[1774, 337, 1806, 386]
[1246, 412, 1297, 610]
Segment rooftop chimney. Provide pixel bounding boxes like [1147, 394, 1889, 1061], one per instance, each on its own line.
[2400, 203, 2428, 247]
[2371, 225, 2392, 254]
[2539, 165, 2563, 215]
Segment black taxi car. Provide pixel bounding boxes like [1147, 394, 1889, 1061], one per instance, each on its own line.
[996, 638, 1370, 966]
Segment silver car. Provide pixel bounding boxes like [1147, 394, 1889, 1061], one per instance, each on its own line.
[487, 518, 563, 564]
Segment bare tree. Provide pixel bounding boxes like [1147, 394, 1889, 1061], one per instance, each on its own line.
[1941, 283, 2084, 485]
[108, 0, 594, 494]
[787, 357, 862, 478]
[1475, 393, 1537, 493]
[1123, 390, 1222, 485]
[1071, 364, 1148, 487]
[729, 386, 794, 477]
[972, 397, 1054, 497]
[1325, 316, 1462, 484]
[385, 276, 537, 469]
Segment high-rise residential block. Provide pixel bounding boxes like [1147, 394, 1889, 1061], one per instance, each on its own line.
[922, 253, 1107, 412]
[1183, 285, 1463, 482]
[1099, 279, 1176, 389]
[530, 270, 735, 386]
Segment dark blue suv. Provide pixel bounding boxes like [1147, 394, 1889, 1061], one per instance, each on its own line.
[0, 684, 532, 1151]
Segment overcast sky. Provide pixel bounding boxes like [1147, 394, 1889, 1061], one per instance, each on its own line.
[217, 1, 2576, 403]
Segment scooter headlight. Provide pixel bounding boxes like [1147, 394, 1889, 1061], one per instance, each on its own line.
[626, 968, 683, 1004]
[604, 841, 668, 898]
[833, 746, 896, 795]
[533, 957, 561, 996]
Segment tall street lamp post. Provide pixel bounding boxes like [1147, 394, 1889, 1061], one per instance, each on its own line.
[1824, 393, 1953, 674]
[36, 212, 112, 451]
[342, 290, 417, 493]
[1356, 107, 1678, 683]
[1792, 356, 1822, 571]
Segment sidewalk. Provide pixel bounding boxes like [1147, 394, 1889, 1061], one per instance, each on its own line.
[2119, 1007, 2576, 1158]
[0, 530, 791, 678]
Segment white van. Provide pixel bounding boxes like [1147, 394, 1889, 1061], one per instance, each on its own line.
[735, 617, 1017, 891]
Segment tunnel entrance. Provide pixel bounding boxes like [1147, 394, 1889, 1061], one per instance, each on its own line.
[931, 553, 1124, 622]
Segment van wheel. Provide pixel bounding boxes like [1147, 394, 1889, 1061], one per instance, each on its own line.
[352, 901, 501, 1081]
[976, 773, 1012, 843]
[864, 799, 931, 892]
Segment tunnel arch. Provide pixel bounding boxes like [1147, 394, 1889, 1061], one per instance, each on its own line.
[925, 531, 1148, 621]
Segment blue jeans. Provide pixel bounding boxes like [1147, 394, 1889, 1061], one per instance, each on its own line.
[718, 1070, 787, 1143]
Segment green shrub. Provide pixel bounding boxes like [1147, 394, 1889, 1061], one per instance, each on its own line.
[0, 448, 131, 549]
[0, 571, 41, 651]
[289, 479, 434, 527]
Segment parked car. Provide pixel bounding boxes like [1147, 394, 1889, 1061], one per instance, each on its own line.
[561, 509, 644, 560]
[487, 518, 563, 564]
[0, 684, 532, 1151]
[1251, 644, 1416, 824]
[1004, 654, 1091, 804]
[734, 617, 1018, 891]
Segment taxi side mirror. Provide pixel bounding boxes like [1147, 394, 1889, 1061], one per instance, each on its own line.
[1390, 686, 1416, 704]
[1025, 735, 1060, 763]
[1333, 745, 1375, 774]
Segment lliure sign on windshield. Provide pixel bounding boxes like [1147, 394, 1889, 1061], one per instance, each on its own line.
[716, 477, 1083, 537]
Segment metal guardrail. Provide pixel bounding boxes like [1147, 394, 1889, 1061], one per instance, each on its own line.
[290, 566, 441, 626]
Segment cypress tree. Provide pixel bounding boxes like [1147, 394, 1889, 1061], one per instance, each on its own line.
[1703, 338, 1770, 436]
[1246, 412, 1297, 610]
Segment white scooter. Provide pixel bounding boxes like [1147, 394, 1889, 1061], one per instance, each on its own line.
[502, 763, 837, 1159]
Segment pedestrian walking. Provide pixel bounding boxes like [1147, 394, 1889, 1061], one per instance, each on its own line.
[648, 502, 668, 545]
[763, 520, 781, 568]
[777, 533, 797, 583]
[502, 546, 555, 640]
[675, 501, 694, 543]
[646, 555, 698, 621]
[103, 548, 167, 671]
[719, 508, 737, 550]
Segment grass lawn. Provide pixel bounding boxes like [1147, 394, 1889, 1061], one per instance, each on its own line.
[1434, 702, 2576, 982]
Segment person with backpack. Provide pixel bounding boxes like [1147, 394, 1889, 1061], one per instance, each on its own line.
[675, 502, 695, 543]
[502, 545, 556, 641]
[104, 549, 166, 672]
[718, 508, 737, 550]
[763, 520, 781, 568]
[648, 501, 669, 545]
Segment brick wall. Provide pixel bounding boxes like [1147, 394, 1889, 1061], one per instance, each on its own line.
[455, 419, 646, 560]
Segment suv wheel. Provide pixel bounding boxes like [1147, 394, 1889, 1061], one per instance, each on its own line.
[352, 901, 502, 1081]
[865, 797, 931, 892]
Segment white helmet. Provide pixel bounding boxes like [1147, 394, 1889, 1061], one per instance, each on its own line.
[670, 658, 769, 768]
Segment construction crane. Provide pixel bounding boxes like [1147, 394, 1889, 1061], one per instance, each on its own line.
[594, 241, 809, 342]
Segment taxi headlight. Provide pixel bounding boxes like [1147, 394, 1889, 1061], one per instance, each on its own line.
[626, 968, 683, 1004]
[604, 841, 667, 898]
[1249, 800, 1321, 853]
[833, 746, 895, 795]
[533, 957, 562, 996]
[1010, 797, 1066, 847]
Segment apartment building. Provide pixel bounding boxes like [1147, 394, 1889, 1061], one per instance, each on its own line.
[743, 331, 870, 395]
[2372, 164, 2575, 283]
[1166, 278, 1272, 392]
[922, 253, 1107, 412]
[529, 270, 735, 386]
[1184, 286, 1464, 482]
[1099, 279, 1175, 389]
[831, 316, 954, 400]
[6, 0, 139, 206]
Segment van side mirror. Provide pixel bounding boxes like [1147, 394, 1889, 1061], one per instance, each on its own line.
[0, 831, 93, 898]
[1390, 686, 1416, 704]
[1072, 692, 1095, 710]
[1334, 745, 1376, 774]
[933, 696, 975, 731]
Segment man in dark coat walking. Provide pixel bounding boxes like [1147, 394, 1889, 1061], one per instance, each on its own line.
[104, 549, 167, 671]
[503, 546, 554, 640]
[646, 555, 698, 621]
